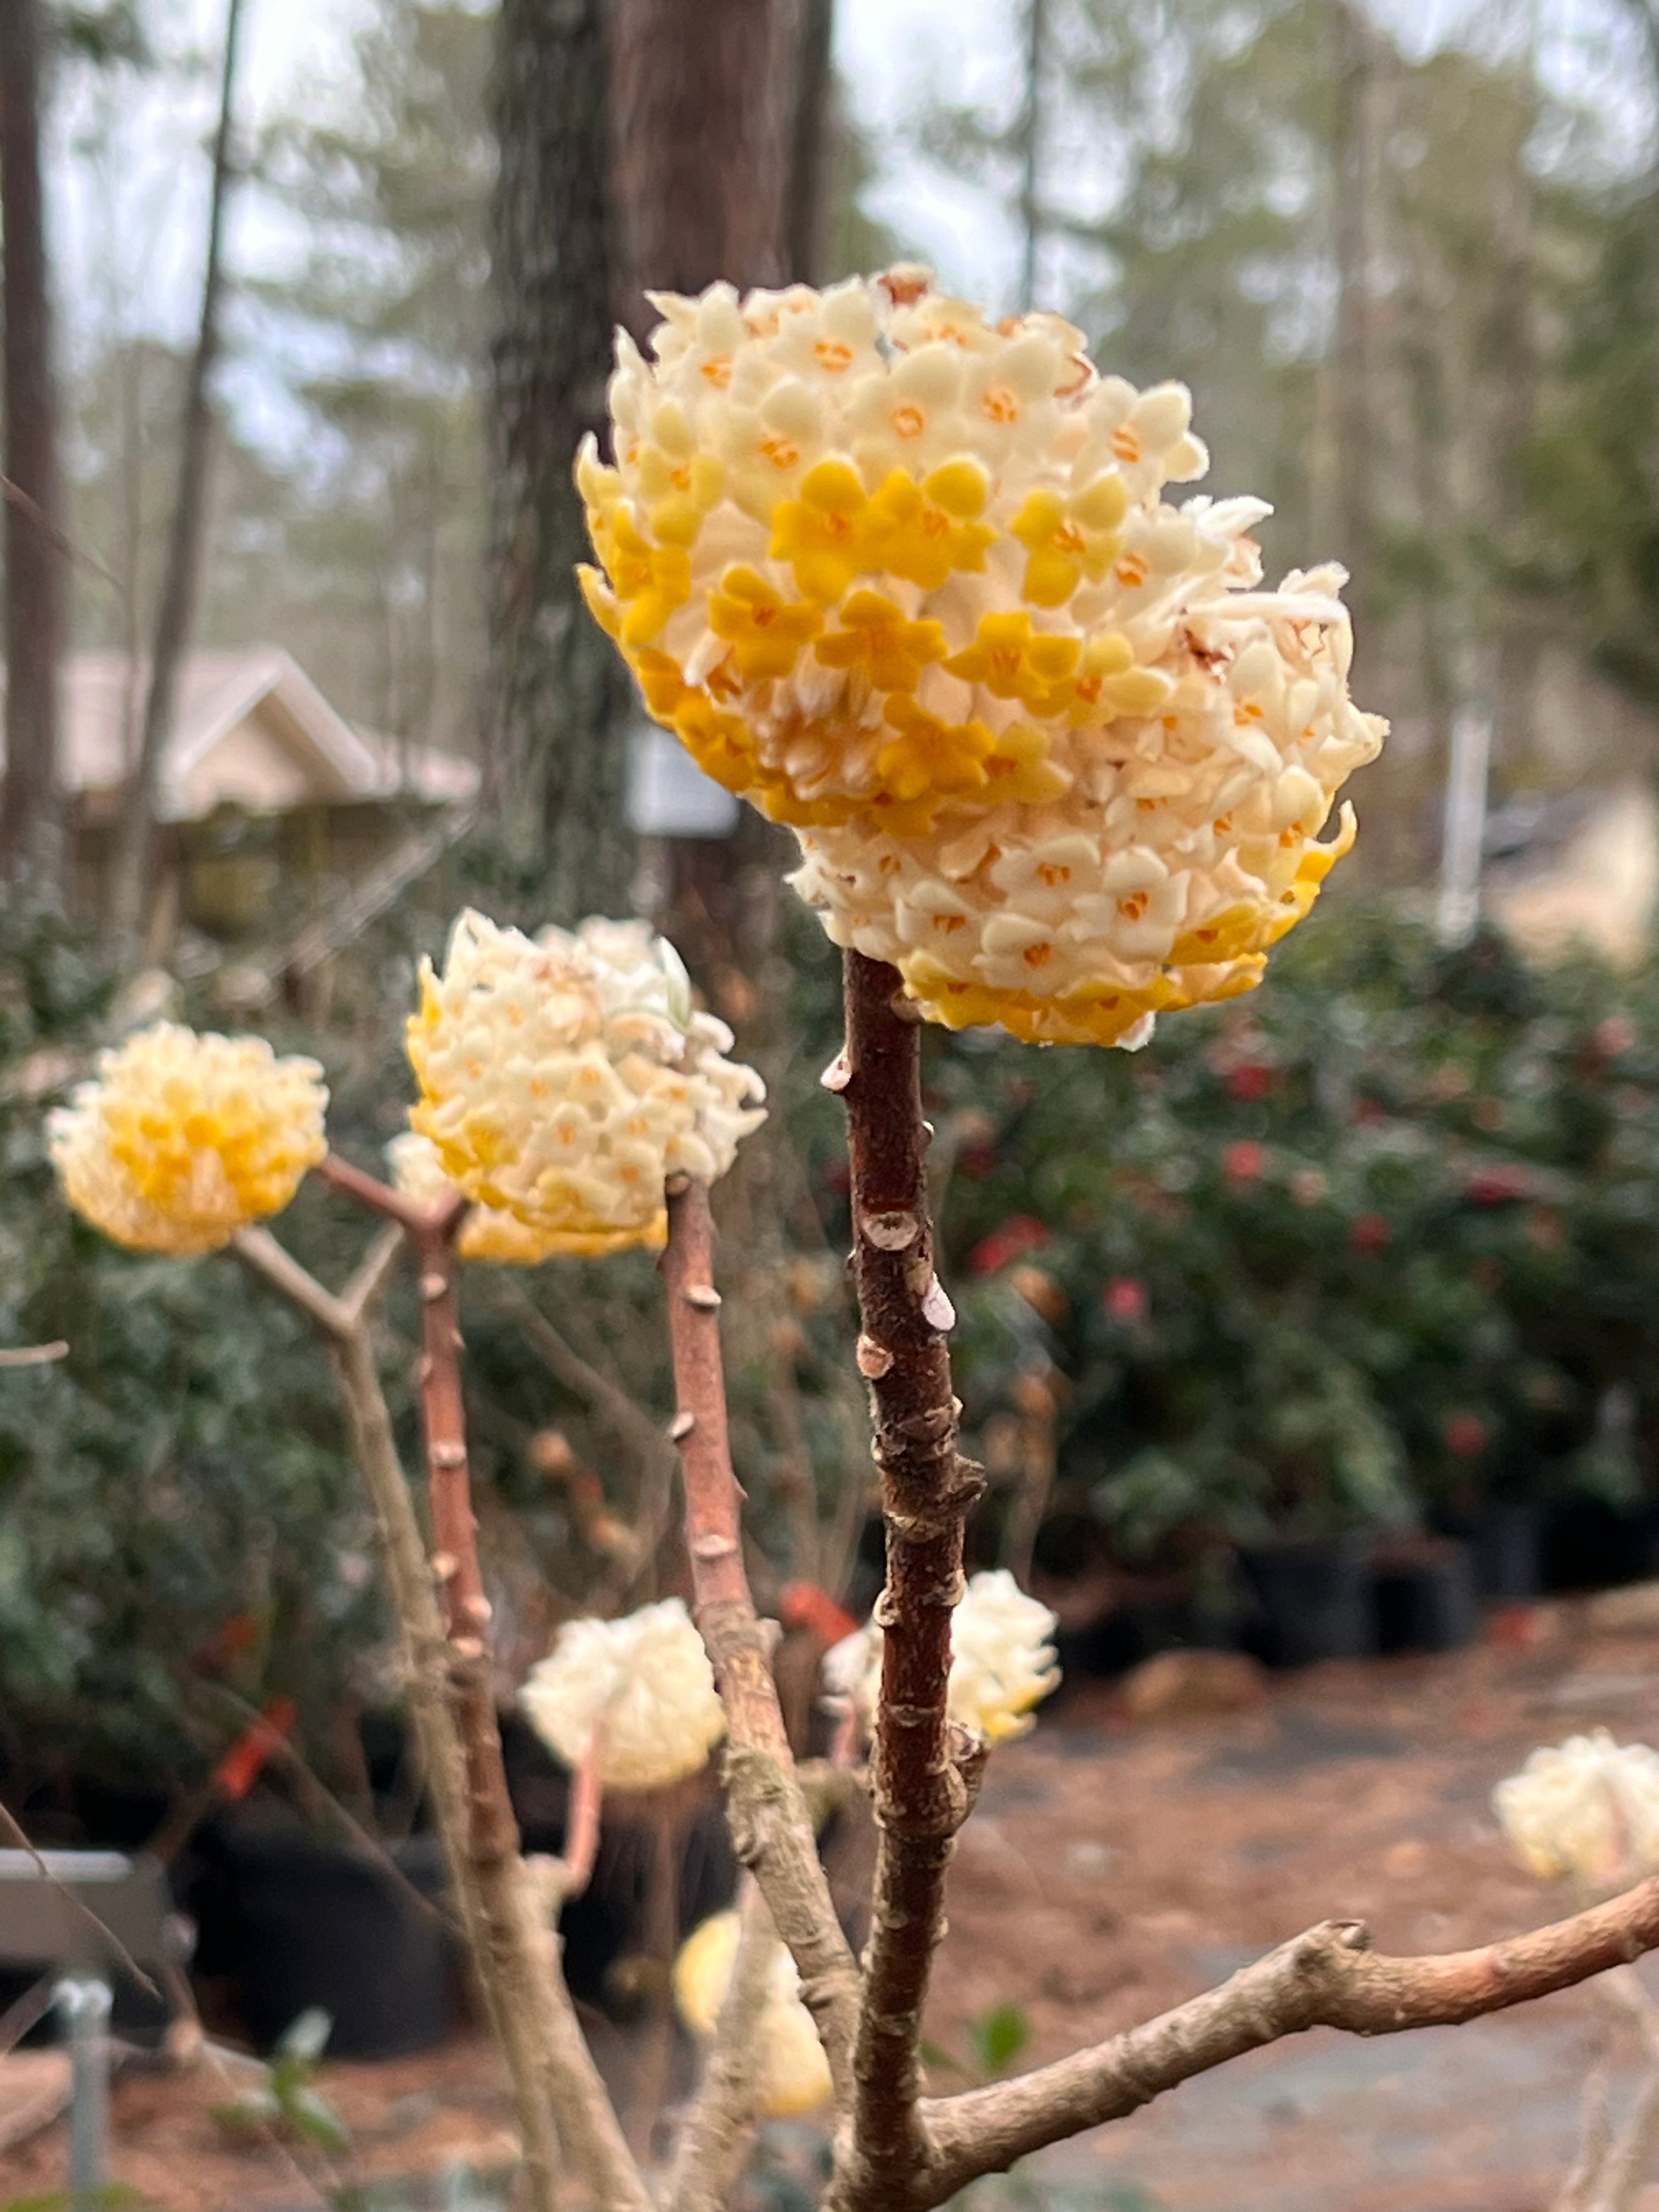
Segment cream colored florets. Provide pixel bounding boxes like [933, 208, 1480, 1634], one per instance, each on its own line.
[672, 1908, 833, 2116]
[520, 1598, 726, 1792]
[579, 269, 1384, 1047]
[386, 1131, 566, 1266]
[47, 1022, 328, 1255]
[1494, 1730, 1659, 1892]
[406, 911, 765, 1256]
[822, 1567, 1060, 1748]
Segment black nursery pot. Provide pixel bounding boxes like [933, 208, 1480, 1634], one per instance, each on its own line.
[221, 1830, 456, 2058]
[1237, 1533, 1377, 1668]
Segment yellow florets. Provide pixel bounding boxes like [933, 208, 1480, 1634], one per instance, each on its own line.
[672, 1908, 833, 2117]
[385, 1131, 567, 1267]
[580, 269, 1385, 1047]
[405, 912, 765, 1256]
[822, 1568, 1060, 1748]
[47, 1023, 328, 1256]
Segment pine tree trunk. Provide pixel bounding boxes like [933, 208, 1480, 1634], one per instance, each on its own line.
[1329, 0, 1379, 650]
[0, 0, 64, 891]
[606, 0, 798, 992]
[484, 0, 636, 921]
[110, 0, 246, 946]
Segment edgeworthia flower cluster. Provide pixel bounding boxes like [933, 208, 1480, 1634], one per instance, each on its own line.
[579, 268, 1384, 1046]
[407, 912, 766, 1256]
[1494, 1731, 1659, 1893]
[520, 1598, 727, 1792]
[48, 1023, 328, 1255]
[673, 1907, 833, 2116]
[823, 1568, 1061, 1747]
[386, 1130, 564, 1266]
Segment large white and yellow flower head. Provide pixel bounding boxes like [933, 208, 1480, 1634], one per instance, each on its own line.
[579, 268, 1384, 1046]
[47, 1022, 328, 1255]
[822, 1567, 1060, 1748]
[406, 911, 765, 1256]
[673, 1907, 833, 2117]
[1493, 1730, 1659, 1893]
[520, 1597, 726, 1792]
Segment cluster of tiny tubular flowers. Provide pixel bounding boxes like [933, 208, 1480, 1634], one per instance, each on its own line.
[673, 1908, 833, 2117]
[406, 912, 766, 1256]
[385, 1131, 567, 1267]
[1493, 1730, 1659, 1892]
[822, 1568, 1061, 1748]
[47, 1023, 328, 1256]
[578, 267, 1385, 1047]
[520, 1597, 727, 1792]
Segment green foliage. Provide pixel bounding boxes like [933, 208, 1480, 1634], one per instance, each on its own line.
[930, 903, 1659, 1555]
[211, 2006, 351, 2155]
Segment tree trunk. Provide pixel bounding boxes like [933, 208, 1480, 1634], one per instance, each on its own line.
[484, 0, 636, 921]
[786, 0, 836, 289]
[110, 0, 246, 946]
[607, 0, 794, 338]
[1329, 0, 1380, 652]
[0, 0, 65, 892]
[607, 0, 799, 994]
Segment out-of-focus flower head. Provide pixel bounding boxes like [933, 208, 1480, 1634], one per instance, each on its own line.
[1493, 1730, 1659, 1892]
[672, 1908, 832, 2116]
[48, 1022, 328, 1255]
[520, 1597, 726, 1792]
[386, 1131, 565, 1266]
[579, 268, 1384, 1048]
[822, 1567, 1060, 1748]
[406, 911, 765, 1256]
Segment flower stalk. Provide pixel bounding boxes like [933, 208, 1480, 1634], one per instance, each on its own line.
[661, 1173, 861, 2097]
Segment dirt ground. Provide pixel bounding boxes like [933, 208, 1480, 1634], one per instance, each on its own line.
[11, 1610, 1659, 2210]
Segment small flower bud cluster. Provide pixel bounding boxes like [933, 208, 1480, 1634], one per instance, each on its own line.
[673, 1908, 833, 2115]
[520, 1597, 726, 1792]
[48, 1023, 328, 1255]
[582, 268, 1384, 1046]
[822, 1567, 1061, 1747]
[407, 911, 765, 1255]
[1494, 1730, 1659, 1892]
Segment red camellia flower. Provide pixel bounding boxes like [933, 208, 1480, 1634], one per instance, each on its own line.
[1445, 1413, 1489, 1460]
[968, 1214, 1048, 1275]
[1350, 1212, 1391, 1255]
[1103, 1276, 1147, 1321]
[1223, 1139, 1266, 1182]
[1227, 1062, 1275, 1102]
[1465, 1164, 1532, 1205]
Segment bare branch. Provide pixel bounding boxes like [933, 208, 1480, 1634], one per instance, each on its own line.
[318, 1148, 463, 1237]
[237, 1222, 648, 2212]
[668, 1875, 778, 2212]
[829, 951, 985, 2204]
[0, 1339, 67, 1367]
[662, 1177, 862, 2101]
[340, 1222, 407, 1327]
[911, 1892, 1659, 2210]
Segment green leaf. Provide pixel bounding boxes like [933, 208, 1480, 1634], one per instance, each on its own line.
[969, 2000, 1030, 2077]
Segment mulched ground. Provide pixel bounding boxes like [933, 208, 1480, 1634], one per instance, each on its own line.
[10, 1607, 1659, 2210]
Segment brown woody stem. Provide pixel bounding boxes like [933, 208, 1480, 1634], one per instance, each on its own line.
[910, 1887, 1659, 2209]
[830, 952, 985, 2204]
[235, 1214, 648, 2212]
[662, 1175, 861, 2101]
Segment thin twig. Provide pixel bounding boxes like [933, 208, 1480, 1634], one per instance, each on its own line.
[0, 1798, 159, 1999]
[827, 952, 986, 2208]
[661, 1177, 861, 2102]
[0, 1339, 67, 1367]
[234, 1223, 648, 2212]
